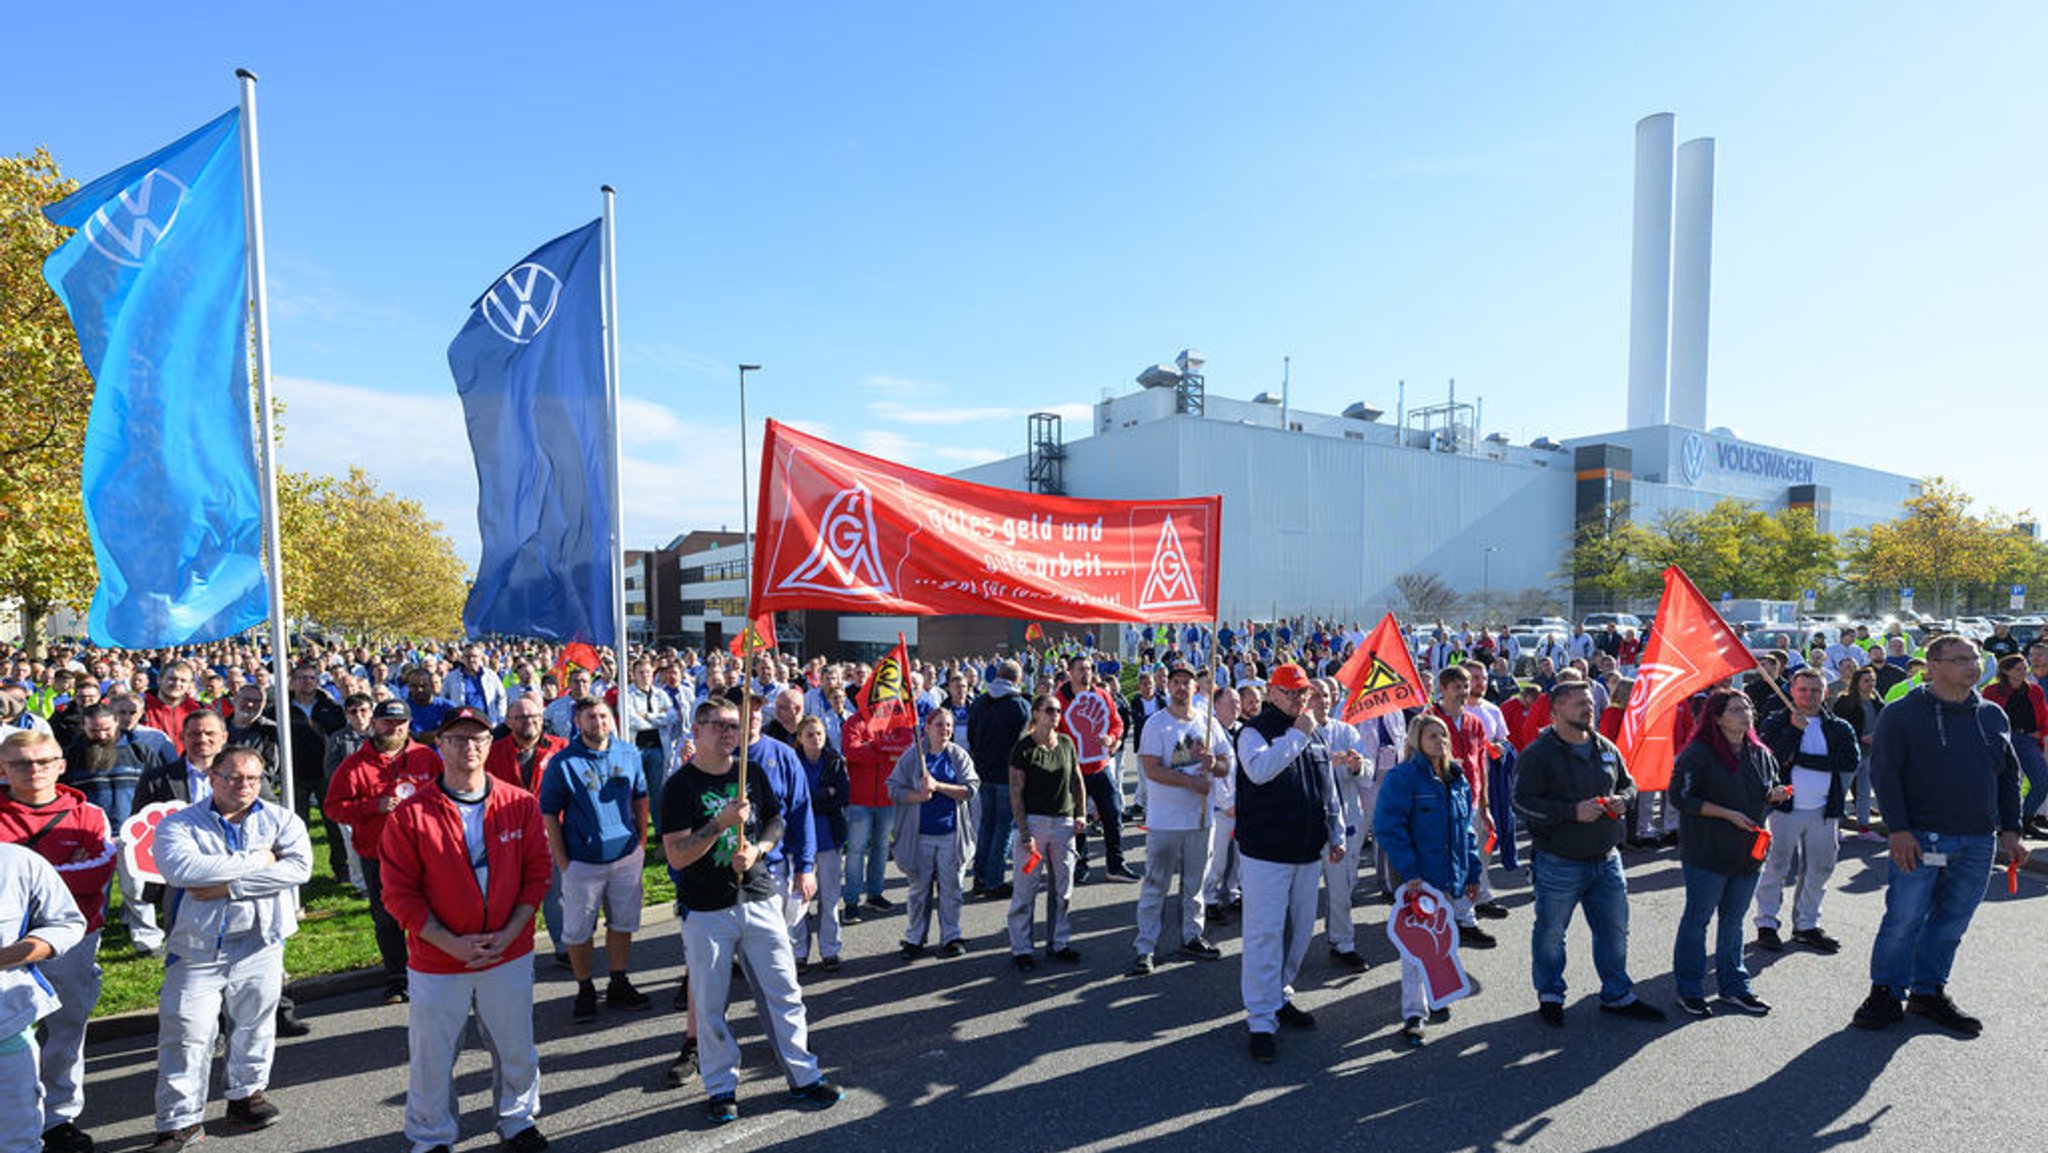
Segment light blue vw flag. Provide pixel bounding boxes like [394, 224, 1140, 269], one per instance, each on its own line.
[42, 108, 268, 647]
[449, 220, 616, 644]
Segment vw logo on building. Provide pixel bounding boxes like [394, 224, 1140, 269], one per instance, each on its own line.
[481, 262, 564, 344]
[1680, 433, 1707, 486]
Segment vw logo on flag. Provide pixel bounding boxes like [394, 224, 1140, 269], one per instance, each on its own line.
[84, 169, 189, 268]
[482, 261, 565, 344]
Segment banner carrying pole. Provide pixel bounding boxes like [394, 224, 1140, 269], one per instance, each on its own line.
[735, 364, 761, 808]
[236, 67, 295, 823]
[600, 186, 631, 741]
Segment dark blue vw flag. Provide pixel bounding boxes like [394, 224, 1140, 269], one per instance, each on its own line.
[448, 220, 617, 644]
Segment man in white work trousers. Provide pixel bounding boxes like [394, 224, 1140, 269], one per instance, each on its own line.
[150, 747, 312, 1152]
[378, 707, 554, 1153]
[1233, 664, 1348, 1064]
[0, 840, 87, 1153]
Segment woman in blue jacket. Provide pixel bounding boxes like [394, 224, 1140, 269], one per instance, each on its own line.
[1372, 712, 1484, 1047]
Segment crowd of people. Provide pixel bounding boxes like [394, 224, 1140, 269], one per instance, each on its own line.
[0, 615, 2035, 1151]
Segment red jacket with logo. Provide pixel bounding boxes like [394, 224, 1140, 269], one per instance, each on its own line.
[377, 777, 550, 975]
[324, 742, 444, 857]
[0, 784, 117, 931]
[484, 733, 568, 793]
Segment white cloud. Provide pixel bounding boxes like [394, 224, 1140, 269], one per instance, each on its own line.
[859, 374, 944, 399]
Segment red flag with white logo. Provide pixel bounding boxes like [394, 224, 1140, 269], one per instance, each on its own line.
[729, 612, 777, 659]
[1334, 613, 1428, 724]
[750, 420, 1220, 622]
[857, 634, 918, 738]
[1618, 566, 1758, 791]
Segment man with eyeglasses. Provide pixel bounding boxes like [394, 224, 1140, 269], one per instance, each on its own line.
[148, 747, 311, 1152]
[1, 731, 116, 1153]
[1853, 636, 2030, 1034]
[379, 706, 552, 1153]
[663, 698, 841, 1125]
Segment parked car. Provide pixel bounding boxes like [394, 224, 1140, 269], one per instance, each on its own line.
[1516, 616, 1571, 634]
[1582, 612, 1643, 631]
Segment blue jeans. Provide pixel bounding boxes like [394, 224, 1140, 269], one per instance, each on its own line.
[1869, 830, 1995, 996]
[1529, 848, 1636, 1006]
[974, 783, 1014, 890]
[843, 805, 891, 903]
[1673, 864, 1759, 999]
[82, 779, 139, 827]
[638, 744, 667, 816]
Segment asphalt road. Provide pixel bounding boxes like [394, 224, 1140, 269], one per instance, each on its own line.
[77, 825, 2047, 1153]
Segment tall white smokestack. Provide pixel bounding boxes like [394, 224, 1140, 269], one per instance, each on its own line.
[1626, 113, 1675, 430]
[1668, 137, 1715, 430]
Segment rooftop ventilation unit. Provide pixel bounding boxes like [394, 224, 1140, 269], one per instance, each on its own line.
[1136, 364, 1180, 390]
[1341, 402, 1384, 422]
[1530, 436, 1563, 451]
[1251, 391, 1282, 405]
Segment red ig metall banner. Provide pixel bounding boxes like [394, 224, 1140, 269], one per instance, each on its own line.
[750, 420, 1221, 623]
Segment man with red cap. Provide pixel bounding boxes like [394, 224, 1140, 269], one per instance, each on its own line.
[380, 706, 552, 1153]
[1233, 663, 1347, 1064]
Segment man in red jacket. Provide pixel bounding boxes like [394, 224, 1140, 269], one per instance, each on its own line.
[379, 707, 551, 1153]
[1, 731, 117, 1153]
[323, 700, 443, 1004]
[142, 662, 205, 755]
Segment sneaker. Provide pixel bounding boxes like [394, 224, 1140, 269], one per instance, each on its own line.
[1275, 1001, 1317, 1030]
[41, 1121, 94, 1153]
[820, 956, 842, 973]
[1401, 1017, 1426, 1047]
[1754, 927, 1783, 952]
[841, 902, 863, 923]
[226, 1091, 280, 1129]
[1012, 953, 1037, 972]
[1852, 985, 1904, 1030]
[1106, 863, 1142, 881]
[665, 1038, 697, 1086]
[606, 975, 651, 1010]
[790, 1078, 844, 1109]
[1427, 1006, 1452, 1024]
[1720, 992, 1772, 1016]
[1180, 937, 1222, 961]
[552, 952, 572, 970]
[705, 1095, 738, 1125]
[864, 894, 895, 911]
[1328, 948, 1368, 972]
[1122, 805, 1145, 823]
[147, 1126, 203, 1153]
[1049, 946, 1082, 964]
[1129, 954, 1155, 976]
[1677, 996, 1714, 1019]
[274, 1005, 312, 1037]
[1459, 924, 1499, 949]
[1905, 989, 1984, 1035]
[1206, 903, 1234, 925]
[899, 941, 926, 960]
[940, 939, 967, 958]
[1073, 863, 1092, 884]
[1473, 901, 1510, 920]
[501, 1126, 549, 1153]
[571, 984, 598, 1023]
[1249, 1031, 1278, 1063]
[382, 981, 410, 1005]
[1599, 999, 1668, 1022]
[1537, 1002, 1566, 1028]
[987, 882, 1014, 899]
[1791, 928, 1842, 954]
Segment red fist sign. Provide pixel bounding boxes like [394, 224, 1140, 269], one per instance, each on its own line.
[120, 801, 185, 886]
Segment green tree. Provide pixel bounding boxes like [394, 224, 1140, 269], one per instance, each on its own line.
[0, 149, 93, 648]
[1844, 478, 2006, 617]
[278, 468, 468, 640]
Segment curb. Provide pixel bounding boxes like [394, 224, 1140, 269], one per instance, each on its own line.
[84, 899, 684, 1044]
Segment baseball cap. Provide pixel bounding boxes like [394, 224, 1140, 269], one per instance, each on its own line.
[1268, 663, 1312, 692]
[1164, 661, 1196, 680]
[437, 706, 492, 736]
[371, 699, 411, 722]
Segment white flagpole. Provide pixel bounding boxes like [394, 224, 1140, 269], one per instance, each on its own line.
[236, 68, 295, 821]
[735, 364, 761, 807]
[600, 186, 631, 738]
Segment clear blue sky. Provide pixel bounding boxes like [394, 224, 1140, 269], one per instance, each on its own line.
[8, 2, 2043, 561]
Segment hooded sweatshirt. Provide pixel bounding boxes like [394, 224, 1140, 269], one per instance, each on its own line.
[1870, 686, 2023, 836]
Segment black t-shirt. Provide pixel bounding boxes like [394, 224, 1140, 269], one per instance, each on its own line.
[1009, 733, 1079, 818]
[661, 759, 782, 913]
